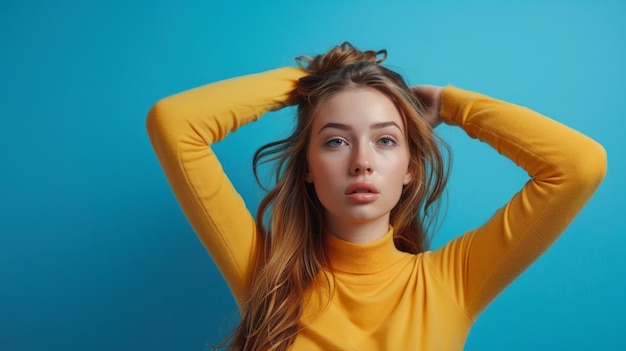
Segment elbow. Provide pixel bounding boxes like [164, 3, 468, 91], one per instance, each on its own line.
[145, 97, 184, 159]
[569, 138, 607, 192]
[146, 98, 172, 140]
[145, 97, 184, 148]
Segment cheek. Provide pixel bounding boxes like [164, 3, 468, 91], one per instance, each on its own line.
[306, 155, 348, 208]
[307, 155, 338, 184]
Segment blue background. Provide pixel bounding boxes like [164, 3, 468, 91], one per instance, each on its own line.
[1, 1, 624, 350]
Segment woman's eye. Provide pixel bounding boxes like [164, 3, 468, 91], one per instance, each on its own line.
[325, 138, 346, 148]
[378, 136, 397, 147]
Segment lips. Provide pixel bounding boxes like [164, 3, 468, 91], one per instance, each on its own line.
[345, 182, 380, 195]
[345, 182, 380, 203]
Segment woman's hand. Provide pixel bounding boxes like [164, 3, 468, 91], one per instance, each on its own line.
[410, 85, 444, 128]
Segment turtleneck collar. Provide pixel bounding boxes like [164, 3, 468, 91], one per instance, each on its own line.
[325, 226, 408, 274]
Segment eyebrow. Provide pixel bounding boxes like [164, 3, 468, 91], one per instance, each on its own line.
[318, 121, 403, 134]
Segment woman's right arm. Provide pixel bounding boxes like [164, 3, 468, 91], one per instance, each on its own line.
[146, 67, 307, 305]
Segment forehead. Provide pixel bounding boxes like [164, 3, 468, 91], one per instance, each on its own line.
[313, 87, 405, 129]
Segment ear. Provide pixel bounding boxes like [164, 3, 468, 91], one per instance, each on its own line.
[403, 167, 414, 185]
[305, 167, 313, 183]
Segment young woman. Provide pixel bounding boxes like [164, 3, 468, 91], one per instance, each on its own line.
[147, 43, 606, 350]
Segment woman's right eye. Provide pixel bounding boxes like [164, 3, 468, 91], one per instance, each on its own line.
[325, 138, 346, 148]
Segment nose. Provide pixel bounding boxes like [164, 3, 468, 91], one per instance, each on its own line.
[350, 142, 374, 175]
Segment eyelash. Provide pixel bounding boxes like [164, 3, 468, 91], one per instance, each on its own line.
[377, 135, 398, 147]
[323, 135, 398, 148]
[325, 138, 347, 148]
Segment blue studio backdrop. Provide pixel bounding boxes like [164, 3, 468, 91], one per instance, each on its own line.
[1, 1, 624, 350]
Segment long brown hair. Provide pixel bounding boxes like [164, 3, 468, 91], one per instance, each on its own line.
[224, 42, 450, 351]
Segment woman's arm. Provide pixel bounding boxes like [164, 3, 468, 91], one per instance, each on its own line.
[418, 86, 607, 320]
[146, 67, 306, 305]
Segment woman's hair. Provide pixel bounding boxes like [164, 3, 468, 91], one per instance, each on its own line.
[224, 42, 450, 351]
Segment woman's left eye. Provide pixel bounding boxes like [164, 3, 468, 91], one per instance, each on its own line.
[377, 136, 397, 147]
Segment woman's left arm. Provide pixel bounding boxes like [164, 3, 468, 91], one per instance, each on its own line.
[416, 85, 607, 320]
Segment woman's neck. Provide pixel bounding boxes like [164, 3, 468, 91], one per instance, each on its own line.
[324, 214, 390, 244]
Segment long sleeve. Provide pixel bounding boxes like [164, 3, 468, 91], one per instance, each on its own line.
[426, 87, 607, 320]
[146, 67, 307, 305]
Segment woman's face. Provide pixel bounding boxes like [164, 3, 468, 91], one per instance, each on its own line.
[306, 87, 413, 242]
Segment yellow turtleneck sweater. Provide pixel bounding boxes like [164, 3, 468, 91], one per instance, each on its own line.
[146, 67, 606, 350]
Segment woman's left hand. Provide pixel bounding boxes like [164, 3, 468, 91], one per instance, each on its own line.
[410, 85, 443, 128]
